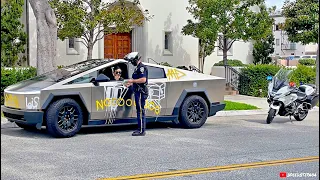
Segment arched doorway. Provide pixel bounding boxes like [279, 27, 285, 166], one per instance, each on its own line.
[104, 32, 132, 59]
[103, 1, 147, 60]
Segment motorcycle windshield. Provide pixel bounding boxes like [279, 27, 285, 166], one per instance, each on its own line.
[272, 68, 293, 91]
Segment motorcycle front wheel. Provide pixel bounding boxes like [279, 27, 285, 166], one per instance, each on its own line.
[267, 108, 276, 124]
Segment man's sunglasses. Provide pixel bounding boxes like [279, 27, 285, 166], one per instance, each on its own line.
[115, 71, 121, 75]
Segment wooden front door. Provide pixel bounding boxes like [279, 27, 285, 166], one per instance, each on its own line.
[104, 32, 132, 59]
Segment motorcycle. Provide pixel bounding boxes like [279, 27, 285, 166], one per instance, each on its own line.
[266, 68, 319, 124]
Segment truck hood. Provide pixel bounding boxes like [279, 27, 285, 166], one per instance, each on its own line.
[5, 77, 56, 94]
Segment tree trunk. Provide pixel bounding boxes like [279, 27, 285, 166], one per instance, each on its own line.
[222, 37, 228, 66]
[200, 44, 205, 73]
[316, 44, 319, 93]
[29, 0, 57, 75]
[87, 30, 94, 60]
[222, 37, 228, 78]
[87, 45, 93, 60]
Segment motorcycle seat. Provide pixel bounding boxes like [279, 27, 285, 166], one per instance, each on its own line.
[296, 91, 307, 100]
[298, 86, 306, 93]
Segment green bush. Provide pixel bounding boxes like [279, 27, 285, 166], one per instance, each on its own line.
[291, 64, 316, 86]
[159, 62, 172, 67]
[298, 58, 316, 66]
[238, 64, 316, 97]
[238, 64, 281, 97]
[1, 67, 37, 104]
[57, 65, 65, 69]
[214, 59, 246, 66]
[176, 66, 189, 70]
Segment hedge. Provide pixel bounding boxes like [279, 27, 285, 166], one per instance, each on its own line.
[238, 64, 316, 97]
[238, 64, 281, 97]
[298, 58, 316, 66]
[290, 64, 316, 85]
[214, 59, 246, 67]
[1, 67, 37, 104]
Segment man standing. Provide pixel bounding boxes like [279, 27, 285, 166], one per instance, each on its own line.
[125, 52, 148, 136]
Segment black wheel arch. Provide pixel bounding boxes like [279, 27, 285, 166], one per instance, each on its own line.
[41, 93, 90, 125]
[172, 89, 211, 117]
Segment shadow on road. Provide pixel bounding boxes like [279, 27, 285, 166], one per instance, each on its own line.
[245, 117, 299, 124]
[1, 122, 179, 139]
[78, 122, 178, 135]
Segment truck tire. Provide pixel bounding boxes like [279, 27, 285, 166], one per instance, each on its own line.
[179, 95, 209, 128]
[45, 98, 83, 138]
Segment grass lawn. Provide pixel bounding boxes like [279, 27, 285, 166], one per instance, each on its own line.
[223, 100, 259, 111]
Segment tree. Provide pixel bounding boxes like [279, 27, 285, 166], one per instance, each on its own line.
[50, 0, 152, 60]
[1, 0, 27, 67]
[182, 0, 275, 70]
[252, 33, 275, 64]
[182, 19, 216, 72]
[282, 0, 319, 92]
[29, 0, 58, 75]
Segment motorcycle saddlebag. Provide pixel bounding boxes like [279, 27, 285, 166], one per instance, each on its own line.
[307, 93, 319, 108]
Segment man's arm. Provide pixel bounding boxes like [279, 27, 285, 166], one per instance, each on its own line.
[129, 77, 146, 84]
[129, 66, 147, 84]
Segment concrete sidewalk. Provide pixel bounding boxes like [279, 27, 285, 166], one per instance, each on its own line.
[222, 94, 318, 116]
[224, 95, 269, 110]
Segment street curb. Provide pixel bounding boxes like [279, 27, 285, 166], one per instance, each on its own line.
[215, 107, 319, 117]
[1, 117, 9, 125]
[215, 109, 268, 117]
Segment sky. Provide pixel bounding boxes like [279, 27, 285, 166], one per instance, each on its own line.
[265, 0, 289, 10]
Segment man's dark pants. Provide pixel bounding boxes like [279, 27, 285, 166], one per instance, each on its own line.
[134, 91, 147, 132]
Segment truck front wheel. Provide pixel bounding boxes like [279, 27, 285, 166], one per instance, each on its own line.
[179, 95, 209, 128]
[45, 98, 83, 138]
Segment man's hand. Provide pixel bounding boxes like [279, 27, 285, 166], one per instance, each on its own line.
[125, 82, 133, 87]
[128, 79, 135, 83]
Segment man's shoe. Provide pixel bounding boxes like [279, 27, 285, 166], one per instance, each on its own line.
[132, 130, 146, 136]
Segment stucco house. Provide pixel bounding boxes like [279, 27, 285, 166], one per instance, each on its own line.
[21, 0, 259, 75]
[270, 10, 318, 59]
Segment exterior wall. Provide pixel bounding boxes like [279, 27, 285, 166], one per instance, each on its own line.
[210, 66, 244, 78]
[24, 0, 268, 73]
[203, 40, 254, 74]
[272, 15, 305, 56]
[26, 0, 199, 69]
[271, 13, 318, 57]
[202, 5, 259, 74]
[138, 0, 199, 67]
[26, 1, 95, 67]
[27, 1, 36, 67]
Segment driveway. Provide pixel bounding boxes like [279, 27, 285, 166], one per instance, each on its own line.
[1, 111, 319, 180]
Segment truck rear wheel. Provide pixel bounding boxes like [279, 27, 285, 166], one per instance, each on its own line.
[45, 98, 83, 138]
[179, 95, 209, 128]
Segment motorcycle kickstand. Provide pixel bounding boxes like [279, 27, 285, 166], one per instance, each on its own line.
[289, 115, 294, 123]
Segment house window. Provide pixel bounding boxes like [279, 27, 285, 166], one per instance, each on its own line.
[66, 38, 80, 55]
[163, 31, 173, 56]
[165, 33, 169, 50]
[290, 43, 296, 50]
[275, 24, 279, 31]
[69, 38, 75, 48]
[276, 39, 280, 46]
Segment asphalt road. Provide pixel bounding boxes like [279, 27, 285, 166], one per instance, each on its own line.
[1, 111, 319, 180]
